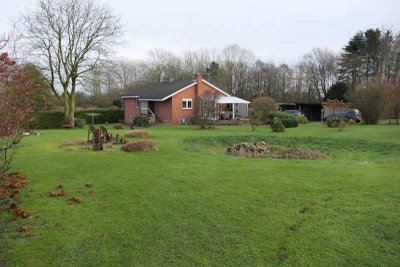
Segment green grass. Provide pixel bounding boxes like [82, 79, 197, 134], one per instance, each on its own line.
[1, 123, 400, 266]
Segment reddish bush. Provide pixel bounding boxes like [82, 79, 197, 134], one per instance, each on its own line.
[125, 130, 150, 138]
[0, 52, 37, 173]
[121, 140, 158, 152]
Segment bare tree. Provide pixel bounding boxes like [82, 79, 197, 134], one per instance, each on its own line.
[220, 44, 255, 96]
[20, 0, 123, 126]
[301, 48, 337, 101]
[196, 91, 218, 129]
[249, 96, 278, 131]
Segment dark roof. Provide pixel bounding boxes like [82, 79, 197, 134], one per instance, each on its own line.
[121, 79, 196, 100]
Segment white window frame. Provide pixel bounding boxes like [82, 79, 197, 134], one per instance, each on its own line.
[182, 98, 193, 110]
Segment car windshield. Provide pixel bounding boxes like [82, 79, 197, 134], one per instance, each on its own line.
[286, 110, 298, 115]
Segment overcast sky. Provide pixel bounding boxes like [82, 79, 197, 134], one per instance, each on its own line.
[1, 0, 399, 64]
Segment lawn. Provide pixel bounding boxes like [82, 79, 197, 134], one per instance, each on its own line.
[1, 123, 399, 266]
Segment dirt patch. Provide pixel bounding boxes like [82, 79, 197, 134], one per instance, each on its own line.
[227, 141, 325, 160]
[68, 196, 84, 204]
[49, 188, 68, 197]
[13, 208, 31, 218]
[17, 225, 32, 232]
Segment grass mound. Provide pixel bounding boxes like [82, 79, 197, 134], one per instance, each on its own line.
[121, 140, 158, 152]
[125, 130, 150, 138]
[183, 135, 400, 161]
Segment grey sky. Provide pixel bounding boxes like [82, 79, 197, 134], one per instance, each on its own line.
[1, 0, 399, 64]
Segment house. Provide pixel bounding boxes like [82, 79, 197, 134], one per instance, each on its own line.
[121, 74, 250, 124]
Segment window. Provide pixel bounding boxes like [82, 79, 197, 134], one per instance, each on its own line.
[182, 98, 192, 109]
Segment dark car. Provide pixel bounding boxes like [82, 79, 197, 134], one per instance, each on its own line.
[323, 108, 361, 123]
[285, 109, 304, 116]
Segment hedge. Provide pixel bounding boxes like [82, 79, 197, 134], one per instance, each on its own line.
[281, 119, 299, 128]
[269, 111, 292, 120]
[29, 109, 124, 129]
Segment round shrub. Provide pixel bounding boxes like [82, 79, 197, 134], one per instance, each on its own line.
[281, 119, 298, 128]
[296, 115, 309, 124]
[121, 140, 158, 152]
[125, 130, 150, 138]
[271, 120, 285, 132]
[326, 117, 344, 127]
[114, 123, 123, 129]
[74, 118, 86, 128]
[133, 116, 148, 127]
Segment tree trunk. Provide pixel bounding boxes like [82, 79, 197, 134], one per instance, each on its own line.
[67, 88, 76, 127]
[63, 90, 70, 124]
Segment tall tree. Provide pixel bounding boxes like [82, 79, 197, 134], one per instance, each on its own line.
[20, 0, 123, 126]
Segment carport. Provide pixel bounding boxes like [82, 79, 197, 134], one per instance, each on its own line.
[217, 96, 250, 119]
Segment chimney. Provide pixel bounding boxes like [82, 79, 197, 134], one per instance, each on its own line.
[195, 73, 203, 96]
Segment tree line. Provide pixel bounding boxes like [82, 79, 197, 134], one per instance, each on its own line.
[79, 28, 400, 107]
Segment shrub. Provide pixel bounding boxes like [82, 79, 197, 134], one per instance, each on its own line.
[28, 111, 65, 129]
[326, 117, 343, 127]
[281, 119, 298, 128]
[133, 116, 148, 127]
[125, 130, 150, 138]
[121, 140, 158, 152]
[350, 82, 385, 124]
[268, 111, 292, 120]
[75, 109, 123, 124]
[296, 115, 309, 124]
[249, 96, 278, 131]
[74, 118, 86, 128]
[114, 123, 123, 129]
[29, 109, 123, 129]
[271, 120, 285, 132]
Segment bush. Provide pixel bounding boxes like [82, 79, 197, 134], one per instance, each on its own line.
[121, 140, 158, 152]
[327, 117, 343, 127]
[281, 119, 298, 128]
[350, 82, 385, 124]
[295, 115, 309, 124]
[74, 118, 86, 128]
[28, 109, 123, 129]
[269, 111, 292, 120]
[249, 96, 278, 131]
[28, 111, 65, 129]
[114, 123, 123, 129]
[75, 109, 123, 124]
[133, 116, 148, 127]
[271, 120, 285, 132]
[125, 130, 150, 138]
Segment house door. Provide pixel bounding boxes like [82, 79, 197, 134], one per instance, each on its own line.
[140, 101, 148, 114]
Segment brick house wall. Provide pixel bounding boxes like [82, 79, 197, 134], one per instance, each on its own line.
[123, 98, 138, 123]
[170, 75, 226, 124]
[154, 98, 172, 123]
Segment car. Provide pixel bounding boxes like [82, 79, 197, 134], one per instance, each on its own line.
[323, 108, 362, 123]
[284, 109, 304, 116]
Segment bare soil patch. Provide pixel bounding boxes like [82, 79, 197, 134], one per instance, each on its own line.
[227, 141, 325, 160]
